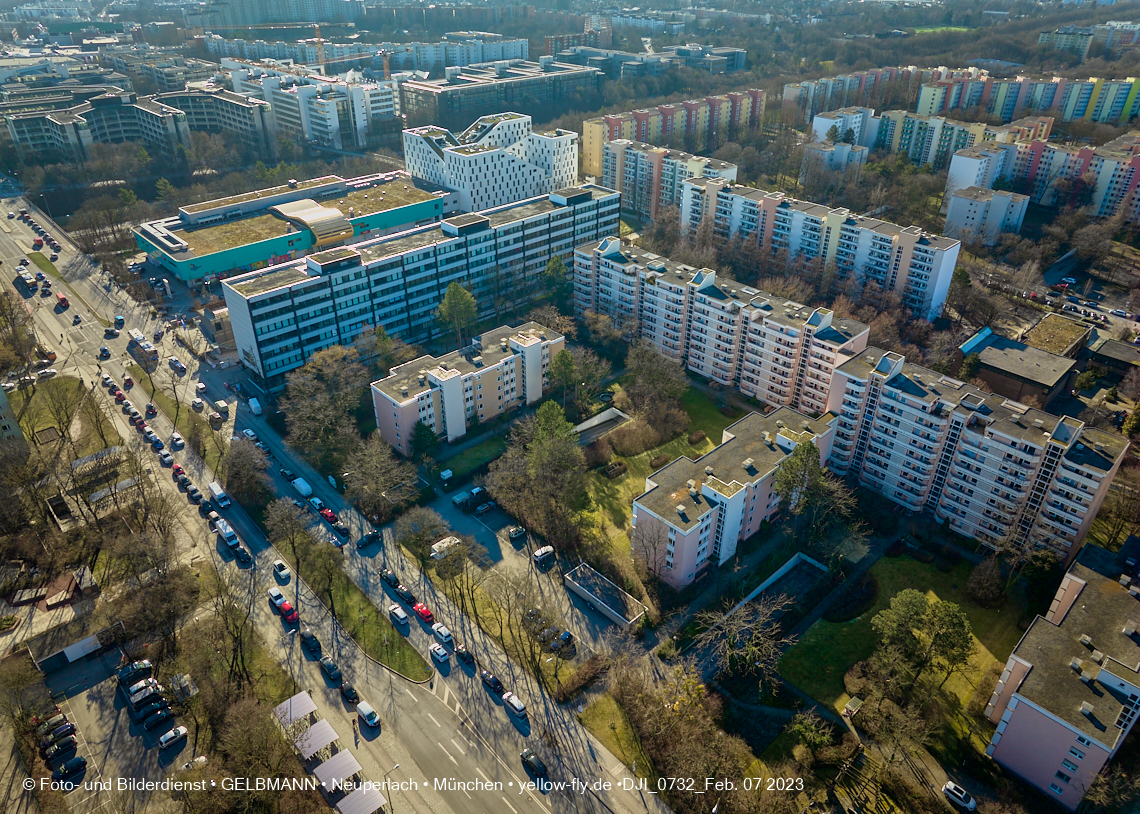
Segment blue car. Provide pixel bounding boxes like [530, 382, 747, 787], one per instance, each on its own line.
[152, 439, 165, 450]
[114, 315, 125, 327]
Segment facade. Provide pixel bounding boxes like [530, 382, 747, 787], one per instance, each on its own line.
[222, 185, 619, 387]
[984, 540, 1140, 810]
[372, 322, 563, 454]
[399, 57, 602, 130]
[917, 72, 1140, 124]
[135, 172, 453, 283]
[581, 88, 765, 176]
[659, 44, 746, 73]
[782, 66, 967, 122]
[573, 239, 869, 416]
[186, 0, 365, 28]
[944, 187, 1028, 245]
[680, 177, 961, 320]
[826, 347, 1126, 561]
[544, 29, 611, 56]
[958, 327, 1076, 407]
[225, 59, 400, 151]
[1038, 22, 1140, 61]
[631, 409, 835, 588]
[801, 141, 867, 180]
[554, 46, 672, 79]
[98, 50, 214, 92]
[601, 139, 737, 221]
[403, 112, 578, 212]
[0, 387, 28, 454]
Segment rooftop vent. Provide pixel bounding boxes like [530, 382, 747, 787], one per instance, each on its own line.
[418, 374, 425, 385]
[1081, 634, 1094, 648]
[742, 458, 754, 469]
[1125, 621, 1137, 636]
[776, 419, 785, 428]
[438, 362, 448, 371]
[400, 386, 408, 396]
[1121, 575, 1133, 588]
[704, 466, 714, 476]
[472, 355, 483, 367]
[1033, 419, 1044, 429]
[1081, 701, 1095, 717]
[686, 479, 696, 488]
[1081, 670, 1096, 684]
[801, 420, 810, 429]
[762, 431, 771, 443]
[539, 330, 547, 339]
[1131, 585, 1140, 598]
[676, 504, 686, 516]
[689, 487, 698, 497]
[1092, 650, 1105, 664]
[1071, 657, 1085, 672]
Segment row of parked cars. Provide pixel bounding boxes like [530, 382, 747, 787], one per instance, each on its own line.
[295, 628, 382, 727]
[34, 709, 86, 782]
[118, 660, 192, 756]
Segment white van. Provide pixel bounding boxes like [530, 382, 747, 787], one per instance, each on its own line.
[356, 701, 380, 727]
[532, 545, 555, 565]
[431, 536, 460, 560]
[215, 518, 239, 548]
[502, 692, 527, 718]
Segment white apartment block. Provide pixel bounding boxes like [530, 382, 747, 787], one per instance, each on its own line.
[810, 105, 879, 147]
[944, 187, 1029, 245]
[680, 177, 961, 320]
[573, 238, 869, 417]
[801, 141, 868, 179]
[372, 322, 562, 454]
[402, 112, 578, 212]
[632, 408, 834, 587]
[224, 59, 399, 151]
[826, 348, 1127, 563]
[222, 186, 619, 388]
[601, 139, 737, 222]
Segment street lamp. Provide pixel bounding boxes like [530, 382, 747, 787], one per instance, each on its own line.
[383, 763, 400, 813]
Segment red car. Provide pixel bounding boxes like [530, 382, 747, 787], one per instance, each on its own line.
[136, 420, 147, 432]
[145, 403, 157, 416]
[123, 376, 133, 387]
[172, 464, 184, 477]
[278, 601, 299, 624]
[114, 392, 126, 403]
[413, 603, 434, 623]
[319, 507, 338, 523]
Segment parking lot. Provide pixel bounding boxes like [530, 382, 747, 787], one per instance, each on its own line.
[44, 651, 186, 814]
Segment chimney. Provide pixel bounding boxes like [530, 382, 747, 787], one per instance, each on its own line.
[1081, 702, 1095, 717]
[1070, 657, 1084, 672]
[1080, 634, 1093, 648]
[1124, 621, 1137, 636]
[676, 505, 686, 516]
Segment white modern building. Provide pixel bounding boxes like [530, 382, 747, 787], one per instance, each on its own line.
[372, 321, 563, 454]
[222, 185, 619, 388]
[801, 140, 868, 180]
[826, 347, 1127, 563]
[224, 59, 400, 151]
[573, 239, 870, 416]
[810, 105, 879, 147]
[680, 177, 961, 320]
[402, 112, 578, 212]
[944, 187, 1028, 245]
[601, 139, 737, 221]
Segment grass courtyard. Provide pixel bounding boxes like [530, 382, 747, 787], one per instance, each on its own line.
[9, 375, 118, 457]
[780, 555, 1025, 760]
[585, 387, 741, 556]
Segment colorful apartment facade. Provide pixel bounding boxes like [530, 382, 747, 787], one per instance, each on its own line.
[601, 139, 737, 221]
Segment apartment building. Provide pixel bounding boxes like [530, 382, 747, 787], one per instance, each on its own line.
[631, 408, 834, 587]
[983, 540, 1140, 810]
[554, 46, 673, 79]
[403, 112, 578, 212]
[801, 141, 867, 180]
[5, 88, 191, 162]
[98, 50, 213, 92]
[826, 347, 1126, 561]
[782, 66, 970, 122]
[680, 177, 961, 320]
[958, 327, 1077, 407]
[225, 59, 399, 151]
[186, 0, 364, 28]
[222, 185, 619, 388]
[601, 139, 737, 221]
[398, 57, 602, 130]
[946, 130, 1140, 221]
[573, 239, 869, 416]
[1038, 21, 1140, 61]
[154, 87, 276, 159]
[944, 187, 1028, 245]
[917, 73, 1140, 124]
[0, 387, 28, 456]
[372, 322, 563, 454]
[581, 88, 765, 176]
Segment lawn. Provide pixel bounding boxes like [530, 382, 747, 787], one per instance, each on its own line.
[913, 25, 969, 32]
[780, 556, 1023, 756]
[443, 436, 508, 481]
[586, 387, 740, 555]
[27, 252, 110, 327]
[129, 364, 225, 473]
[8, 375, 118, 456]
[578, 694, 655, 779]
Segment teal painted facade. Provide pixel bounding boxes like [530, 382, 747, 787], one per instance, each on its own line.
[136, 196, 444, 283]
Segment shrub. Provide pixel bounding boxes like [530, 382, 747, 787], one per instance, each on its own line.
[967, 661, 1003, 719]
[816, 733, 861, 766]
[688, 430, 706, 445]
[0, 615, 17, 631]
[651, 403, 690, 440]
[823, 574, 878, 623]
[650, 454, 672, 469]
[885, 539, 905, 557]
[609, 420, 661, 456]
[554, 654, 605, 703]
[791, 743, 815, 769]
[910, 548, 935, 564]
[584, 438, 613, 468]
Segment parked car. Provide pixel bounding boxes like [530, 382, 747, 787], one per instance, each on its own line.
[480, 671, 505, 695]
[299, 629, 320, 654]
[117, 660, 151, 685]
[413, 603, 434, 623]
[340, 683, 360, 704]
[158, 449, 174, 465]
[394, 584, 415, 604]
[52, 756, 87, 781]
[319, 507, 338, 523]
[159, 726, 188, 749]
[475, 501, 496, 516]
[273, 560, 291, 581]
[143, 708, 175, 731]
[429, 643, 449, 663]
[454, 643, 474, 664]
[941, 781, 977, 811]
[520, 748, 547, 777]
[40, 723, 76, 750]
[432, 623, 453, 645]
[380, 568, 399, 587]
[278, 601, 298, 623]
[318, 656, 342, 683]
[43, 735, 77, 761]
[358, 530, 380, 548]
[508, 526, 526, 541]
[267, 587, 286, 607]
[389, 604, 408, 623]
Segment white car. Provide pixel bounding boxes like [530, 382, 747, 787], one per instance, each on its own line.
[431, 623, 453, 645]
[242, 429, 257, 441]
[101, 374, 113, 386]
[941, 781, 976, 811]
[267, 587, 285, 607]
[2, 382, 15, 392]
[429, 643, 449, 663]
[195, 382, 206, 393]
[1111, 309, 1128, 317]
[170, 431, 184, 449]
[36, 368, 57, 378]
[158, 451, 174, 466]
[159, 726, 188, 749]
[1060, 276, 1078, 285]
[128, 677, 158, 697]
[191, 398, 203, 410]
[389, 604, 408, 623]
[177, 756, 207, 772]
[272, 559, 291, 581]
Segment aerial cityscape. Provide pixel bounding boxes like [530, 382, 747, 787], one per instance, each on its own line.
[2, 2, 1140, 814]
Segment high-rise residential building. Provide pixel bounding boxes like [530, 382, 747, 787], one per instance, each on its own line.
[943, 187, 1028, 245]
[680, 178, 961, 320]
[917, 73, 1140, 124]
[782, 66, 965, 122]
[403, 112, 578, 212]
[372, 322, 564, 454]
[0, 388, 27, 456]
[572, 239, 870, 416]
[1037, 21, 1140, 61]
[224, 59, 400, 151]
[946, 130, 1140, 222]
[631, 408, 835, 588]
[601, 140, 737, 221]
[984, 540, 1140, 811]
[801, 141, 867, 181]
[186, 0, 364, 28]
[222, 185, 619, 388]
[398, 57, 602, 130]
[545, 29, 612, 56]
[581, 89, 765, 176]
[826, 347, 1126, 561]
[862, 110, 1052, 170]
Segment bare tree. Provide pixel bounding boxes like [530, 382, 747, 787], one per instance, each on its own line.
[393, 506, 449, 562]
[223, 437, 270, 504]
[265, 498, 312, 572]
[693, 594, 797, 688]
[343, 435, 418, 520]
[631, 518, 670, 580]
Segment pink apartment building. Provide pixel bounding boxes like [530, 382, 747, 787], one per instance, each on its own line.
[631, 408, 835, 587]
[985, 540, 1140, 810]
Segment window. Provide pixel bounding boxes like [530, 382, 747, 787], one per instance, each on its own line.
[1062, 759, 1079, 772]
[1049, 783, 1064, 795]
[1077, 736, 1094, 747]
[1069, 748, 1085, 760]
[1055, 771, 1071, 784]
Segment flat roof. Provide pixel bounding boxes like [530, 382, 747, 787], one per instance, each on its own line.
[1091, 338, 1140, 367]
[973, 334, 1076, 387]
[1021, 313, 1092, 356]
[181, 176, 340, 214]
[228, 265, 313, 298]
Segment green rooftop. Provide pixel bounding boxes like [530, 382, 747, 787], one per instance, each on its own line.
[229, 266, 312, 297]
[181, 176, 341, 214]
[176, 212, 292, 257]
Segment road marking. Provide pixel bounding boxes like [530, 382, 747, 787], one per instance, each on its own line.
[476, 767, 491, 783]
[450, 738, 466, 755]
[500, 796, 519, 813]
[404, 687, 416, 700]
[442, 684, 450, 706]
[426, 712, 441, 728]
[437, 742, 458, 766]
[460, 788, 471, 800]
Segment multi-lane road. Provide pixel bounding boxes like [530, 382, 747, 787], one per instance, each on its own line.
[8, 198, 670, 814]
